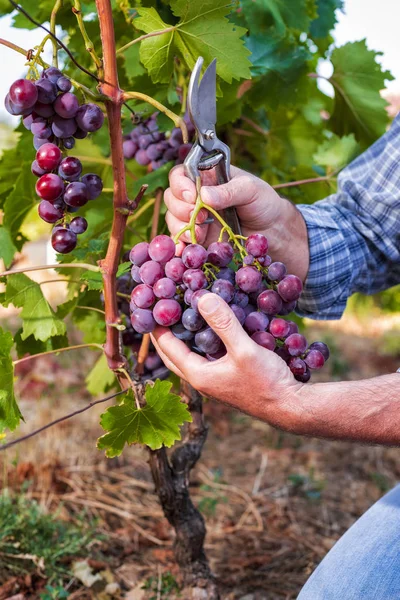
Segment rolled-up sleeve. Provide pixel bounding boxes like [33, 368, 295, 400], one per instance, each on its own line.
[296, 114, 400, 320]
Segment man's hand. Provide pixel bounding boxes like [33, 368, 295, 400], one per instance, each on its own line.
[164, 164, 310, 281]
[151, 292, 303, 428]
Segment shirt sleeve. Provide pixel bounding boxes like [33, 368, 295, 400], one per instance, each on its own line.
[295, 114, 400, 320]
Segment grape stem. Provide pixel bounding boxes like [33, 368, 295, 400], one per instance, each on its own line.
[0, 263, 100, 277]
[50, 0, 62, 68]
[13, 342, 104, 366]
[72, 0, 104, 76]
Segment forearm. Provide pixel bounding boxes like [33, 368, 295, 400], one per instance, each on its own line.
[277, 374, 400, 445]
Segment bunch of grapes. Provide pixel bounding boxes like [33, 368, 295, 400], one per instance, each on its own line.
[123, 113, 194, 170]
[4, 69, 104, 253]
[128, 234, 330, 383]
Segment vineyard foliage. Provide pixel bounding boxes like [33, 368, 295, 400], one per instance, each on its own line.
[0, 0, 394, 448]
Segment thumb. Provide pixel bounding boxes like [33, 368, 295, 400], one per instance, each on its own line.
[201, 175, 255, 210]
[197, 293, 251, 356]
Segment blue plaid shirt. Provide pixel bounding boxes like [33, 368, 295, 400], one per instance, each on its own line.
[296, 114, 400, 320]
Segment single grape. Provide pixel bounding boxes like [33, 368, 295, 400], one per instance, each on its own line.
[35, 79, 57, 104]
[36, 173, 64, 201]
[74, 127, 87, 140]
[308, 341, 330, 361]
[4, 93, 24, 116]
[195, 328, 221, 355]
[284, 333, 308, 357]
[131, 308, 156, 334]
[153, 277, 176, 299]
[31, 160, 47, 177]
[268, 262, 287, 282]
[169, 128, 183, 148]
[245, 233, 268, 258]
[244, 311, 270, 334]
[183, 269, 208, 291]
[131, 265, 142, 284]
[164, 147, 178, 162]
[243, 254, 254, 265]
[305, 349, 325, 369]
[243, 303, 257, 317]
[57, 76, 72, 92]
[54, 92, 79, 118]
[294, 366, 311, 383]
[69, 216, 88, 234]
[131, 283, 156, 309]
[218, 267, 236, 284]
[51, 116, 77, 138]
[153, 299, 182, 327]
[286, 320, 299, 336]
[278, 300, 297, 316]
[149, 234, 176, 263]
[51, 227, 77, 253]
[123, 139, 138, 159]
[275, 346, 291, 362]
[33, 101, 55, 118]
[269, 318, 291, 339]
[182, 308, 205, 332]
[182, 244, 208, 269]
[191, 289, 210, 311]
[257, 289, 283, 315]
[233, 290, 249, 308]
[151, 159, 166, 170]
[144, 352, 163, 372]
[23, 113, 35, 130]
[171, 323, 195, 341]
[9, 79, 38, 110]
[36, 143, 62, 171]
[289, 357, 307, 377]
[211, 279, 234, 303]
[146, 143, 162, 161]
[31, 119, 47, 135]
[138, 134, 151, 150]
[34, 135, 54, 151]
[230, 304, 246, 325]
[63, 137, 75, 150]
[43, 67, 63, 83]
[135, 149, 150, 166]
[38, 200, 64, 223]
[184, 288, 194, 305]
[277, 275, 303, 302]
[80, 174, 103, 200]
[64, 181, 89, 207]
[251, 331, 276, 351]
[139, 260, 164, 286]
[165, 257, 185, 283]
[236, 267, 262, 293]
[75, 103, 104, 132]
[207, 242, 234, 267]
[58, 156, 82, 181]
[129, 298, 138, 313]
[129, 242, 150, 266]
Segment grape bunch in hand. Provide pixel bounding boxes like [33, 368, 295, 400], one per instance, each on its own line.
[4, 69, 104, 253]
[128, 233, 329, 383]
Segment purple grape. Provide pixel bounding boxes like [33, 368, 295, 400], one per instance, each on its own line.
[33, 135, 51, 150]
[211, 279, 234, 303]
[149, 235, 176, 263]
[63, 137, 75, 149]
[75, 103, 104, 132]
[278, 300, 297, 316]
[268, 262, 287, 282]
[153, 277, 176, 299]
[269, 318, 291, 339]
[4, 93, 24, 116]
[123, 139, 138, 159]
[69, 216, 88, 234]
[171, 323, 194, 341]
[218, 267, 236, 284]
[285, 333, 308, 357]
[207, 242, 234, 267]
[153, 299, 182, 327]
[135, 149, 150, 166]
[38, 200, 64, 223]
[57, 77, 72, 92]
[58, 156, 82, 181]
[251, 331, 276, 351]
[147, 143, 162, 160]
[236, 267, 262, 293]
[80, 174, 103, 200]
[178, 143, 192, 162]
[138, 134, 151, 150]
[23, 113, 35, 130]
[9, 79, 38, 110]
[52, 116, 77, 138]
[277, 275, 303, 302]
[164, 147, 178, 162]
[183, 269, 208, 291]
[36, 143, 62, 171]
[245, 234, 268, 258]
[165, 257, 185, 283]
[182, 244, 207, 269]
[206, 347, 227, 361]
[31, 160, 47, 177]
[131, 308, 156, 334]
[131, 283, 156, 309]
[129, 242, 150, 266]
[64, 181, 88, 207]
[131, 265, 142, 283]
[43, 67, 63, 83]
[233, 290, 249, 308]
[244, 311, 270, 334]
[305, 349, 325, 369]
[139, 260, 164, 285]
[54, 92, 79, 119]
[230, 304, 246, 325]
[195, 328, 221, 354]
[257, 289, 283, 315]
[31, 119, 47, 135]
[74, 127, 87, 139]
[243, 303, 257, 317]
[33, 101, 55, 118]
[289, 357, 307, 377]
[35, 79, 57, 104]
[308, 342, 330, 361]
[243, 254, 254, 265]
[182, 308, 205, 332]
[286, 320, 299, 336]
[275, 346, 291, 362]
[295, 367, 311, 383]
[191, 289, 210, 311]
[144, 352, 163, 372]
[151, 159, 166, 170]
[184, 288, 194, 305]
[51, 227, 77, 253]
[36, 174, 64, 201]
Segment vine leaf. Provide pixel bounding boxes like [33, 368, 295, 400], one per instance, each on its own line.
[86, 354, 116, 396]
[97, 380, 192, 457]
[239, 0, 312, 37]
[0, 327, 22, 433]
[135, 1, 251, 84]
[3, 164, 37, 249]
[313, 134, 359, 171]
[329, 41, 394, 147]
[0, 226, 17, 268]
[2, 273, 66, 342]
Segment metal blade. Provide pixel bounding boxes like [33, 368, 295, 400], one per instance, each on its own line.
[187, 56, 204, 133]
[197, 58, 217, 128]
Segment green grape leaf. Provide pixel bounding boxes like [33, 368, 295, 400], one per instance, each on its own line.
[313, 134, 359, 171]
[132, 161, 173, 197]
[3, 164, 37, 248]
[240, 0, 312, 36]
[2, 274, 66, 342]
[72, 310, 106, 345]
[97, 380, 192, 456]
[135, 1, 251, 84]
[0, 327, 22, 433]
[310, 0, 343, 48]
[0, 227, 17, 269]
[122, 42, 146, 82]
[81, 270, 103, 291]
[86, 353, 116, 396]
[14, 328, 69, 359]
[329, 41, 394, 147]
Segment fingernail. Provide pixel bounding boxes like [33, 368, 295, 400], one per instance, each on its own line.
[199, 294, 221, 315]
[182, 191, 193, 203]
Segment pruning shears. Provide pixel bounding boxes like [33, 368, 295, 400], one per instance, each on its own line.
[184, 57, 242, 235]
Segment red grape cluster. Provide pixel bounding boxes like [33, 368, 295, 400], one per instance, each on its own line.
[123, 113, 194, 169]
[128, 234, 329, 383]
[4, 70, 104, 253]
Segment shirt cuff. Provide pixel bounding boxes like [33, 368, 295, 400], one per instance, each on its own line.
[295, 203, 355, 320]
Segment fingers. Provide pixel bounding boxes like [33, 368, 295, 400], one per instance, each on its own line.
[197, 294, 253, 357]
[151, 335, 186, 380]
[164, 188, 208, 223]
[165, 212, 208, 244]
[201, 174, 258, 211]
[169, 165, 197, 203]
[151, 327, 208, 381]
